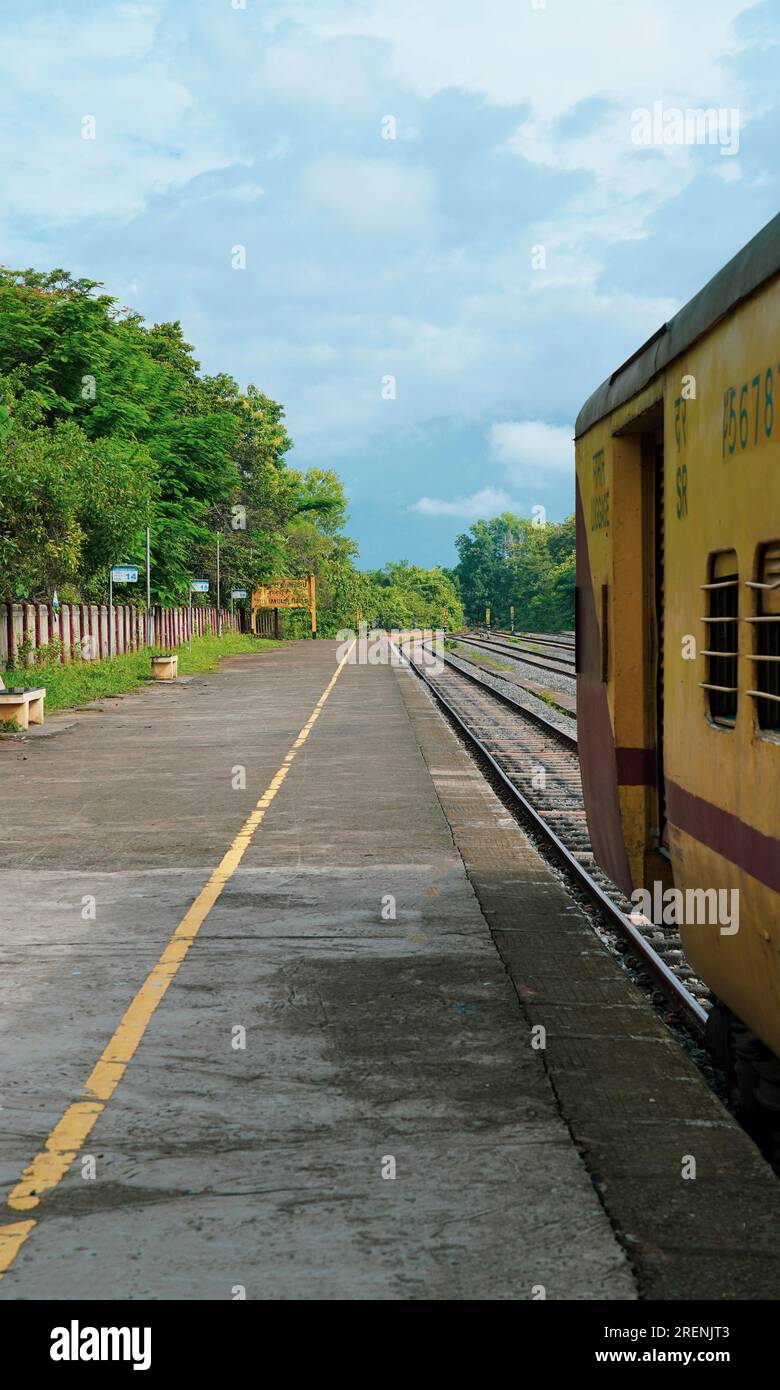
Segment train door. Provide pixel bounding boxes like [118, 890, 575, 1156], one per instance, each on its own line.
[609, 400, 670, 890]
[653, 438, 668, 849]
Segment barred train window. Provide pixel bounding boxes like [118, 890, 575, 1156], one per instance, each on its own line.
[747, 542, 780, 733]
[701, 551, 739, 726]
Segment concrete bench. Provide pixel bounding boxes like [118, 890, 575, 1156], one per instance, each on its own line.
[0, 686, 46, 730]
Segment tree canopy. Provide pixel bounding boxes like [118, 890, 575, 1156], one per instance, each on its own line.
[0, 268, 345, 610]
[453, 512, 574, 630]
[363, 561, 464, 630]
[0, 265, 572, 638]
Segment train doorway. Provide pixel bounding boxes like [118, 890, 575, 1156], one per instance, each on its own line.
[611, 398, 669, 882]
[653, 437, 668, 851]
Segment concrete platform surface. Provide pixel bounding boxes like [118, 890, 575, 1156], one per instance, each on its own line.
[0, 641, 635, 1300]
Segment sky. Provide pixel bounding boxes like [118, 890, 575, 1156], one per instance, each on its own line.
[2, 0, 779, 568]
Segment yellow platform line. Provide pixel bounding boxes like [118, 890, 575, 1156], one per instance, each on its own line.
[0, 643, 354, 1280]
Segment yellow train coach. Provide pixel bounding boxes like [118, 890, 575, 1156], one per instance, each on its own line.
[575, 212, 780, 1109]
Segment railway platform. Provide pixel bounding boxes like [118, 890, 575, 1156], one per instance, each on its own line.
[1, 640, 780, 1301]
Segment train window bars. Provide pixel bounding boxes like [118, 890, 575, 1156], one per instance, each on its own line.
[745, 541, 780, 733]
[700, 551, 739, 726]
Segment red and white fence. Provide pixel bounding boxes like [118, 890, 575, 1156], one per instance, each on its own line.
[1, 601, 237, 669]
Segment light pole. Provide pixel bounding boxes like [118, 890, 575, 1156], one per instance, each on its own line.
[216, 534, 222, 637]
[146, 526, 152, 647]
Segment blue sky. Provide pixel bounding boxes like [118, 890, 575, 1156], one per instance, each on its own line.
[2, 0, 779, 567]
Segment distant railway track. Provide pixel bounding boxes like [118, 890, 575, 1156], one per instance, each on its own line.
[459, 630, 575, 658]
[404, 641, 710, 1034]
[453, 632, 576, 681]
[497, 627, 575, 649]
[484, 628, 576, 653]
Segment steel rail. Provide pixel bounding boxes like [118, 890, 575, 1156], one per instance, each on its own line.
[432, 645, 577, 747]
[493, 629, 576, 652]
[453, 633, 575, 678]
[458, 628, 576, 654]
[403, 644, 708, 1032]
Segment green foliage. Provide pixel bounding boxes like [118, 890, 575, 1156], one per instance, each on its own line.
[454, 512, 575, 631]
[363, 561, 465, 630]
[0, 266, 357, 609]
[4, 265, 558, 640]
[0, 270, 240, 601]
[14, 635, 65, 668]
[0, 418, 156, 600]
[276, 471, 368, 638]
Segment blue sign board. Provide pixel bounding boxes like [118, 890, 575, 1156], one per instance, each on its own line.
[231, 589, 247, 599]
[111, 566, 138, 583]
[191, 580, 210, 593]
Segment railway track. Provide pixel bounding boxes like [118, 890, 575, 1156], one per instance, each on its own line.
[475, 628, 576, 655]
[503, 627, 575, 650]
[404, 640, 710, 1034]
[453, 632, 576, 681]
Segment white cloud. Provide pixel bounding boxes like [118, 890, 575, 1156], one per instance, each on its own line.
[300, 156, 436, 234]
[315, 0, 745, 122]
[0, 0, 774, 571]
[312, 0, 753, 246]
[181, 178, 265, 206]
[409, 486, 515, 518]
[230, 182, 266, 203]
[256, 34, 392, 112]
[490, 420, 574, 488]
[407, 424, 574, 524]
[304, 0, 739, 118]
[0, 6, 236, 225]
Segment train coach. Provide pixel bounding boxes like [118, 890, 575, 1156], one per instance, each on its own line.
[575, 213, 780, 1118]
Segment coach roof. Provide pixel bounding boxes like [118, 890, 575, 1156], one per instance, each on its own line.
[575, 209, 780, 439]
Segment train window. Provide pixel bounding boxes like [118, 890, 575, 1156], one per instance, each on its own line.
[745, 542, 780, 733]
[700, 551, 739, 725]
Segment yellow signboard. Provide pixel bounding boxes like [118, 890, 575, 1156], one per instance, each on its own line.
[253, 579, 310, 609]
[252, 574, 317, 636]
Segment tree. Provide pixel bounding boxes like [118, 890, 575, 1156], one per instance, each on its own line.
[0, 261, 483, 637]
[365, 562, 464, 629]
[0, 271, 240, 600]
[0, 421, 154, 601]
[454, 511, 575, 630]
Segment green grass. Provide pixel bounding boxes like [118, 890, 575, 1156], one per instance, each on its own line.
[532, 687, 577, 719]
[447, 640, 514, 674]
[468, 652, 515, 674]
[2, 633, 283, 713]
